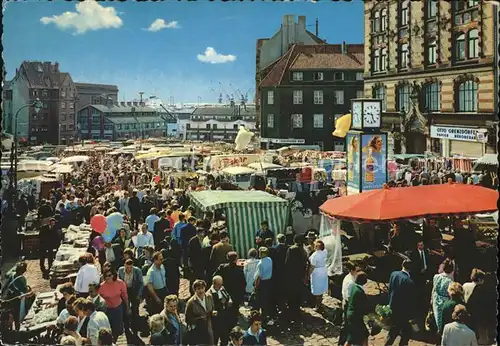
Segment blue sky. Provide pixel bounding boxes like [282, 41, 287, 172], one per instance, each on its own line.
[3, 0, 364, 104]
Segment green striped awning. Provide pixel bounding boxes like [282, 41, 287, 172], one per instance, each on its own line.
[189, 191, 290, 257]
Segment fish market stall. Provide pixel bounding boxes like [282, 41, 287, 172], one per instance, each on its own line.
[48, 224, 92, 289]
[20, 290, 61, 332]
[189, 190, 290, 258]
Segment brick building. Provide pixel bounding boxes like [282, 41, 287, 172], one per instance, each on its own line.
[363, 0, 497, 157]
[259, 43, 364, 150]
[9, 61, 77, 145]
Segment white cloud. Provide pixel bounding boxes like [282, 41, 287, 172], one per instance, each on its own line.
[40, 1, 122, 35]
[197, 47, 236, 64]
[146, 19, 180, 32]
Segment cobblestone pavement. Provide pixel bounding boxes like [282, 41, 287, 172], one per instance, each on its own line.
[3, 259, 433, 346]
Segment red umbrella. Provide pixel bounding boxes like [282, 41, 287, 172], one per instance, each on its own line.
[320, 183, 498, 223]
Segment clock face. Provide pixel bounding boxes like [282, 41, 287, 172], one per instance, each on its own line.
[352, 101, 362, 129]
[363, 101, 381, 128]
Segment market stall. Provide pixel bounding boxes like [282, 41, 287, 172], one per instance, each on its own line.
[188, 190, 290, 257]
[472, 153, 498, 172]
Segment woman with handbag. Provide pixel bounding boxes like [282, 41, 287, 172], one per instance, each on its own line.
[185, 279, 215, 345]
[431, 259, 454, 335]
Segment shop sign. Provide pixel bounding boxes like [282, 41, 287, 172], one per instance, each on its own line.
[260, 138, 306, 144]
[430, 126, 488, 143]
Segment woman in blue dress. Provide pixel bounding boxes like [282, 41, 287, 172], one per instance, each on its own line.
[431, 259, 455, 333]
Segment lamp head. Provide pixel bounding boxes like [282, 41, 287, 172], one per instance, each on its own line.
[33, 98, 43, 114]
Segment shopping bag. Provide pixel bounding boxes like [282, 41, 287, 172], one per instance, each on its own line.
[425, 309, 437, 332]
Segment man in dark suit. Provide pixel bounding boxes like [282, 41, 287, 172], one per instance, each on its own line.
[203, 232, 220, 286]
[215, 251, 246, 325]
[181, 217, 198, 268]
[385, 259, 417, 346]
[285, 234, 309, 323]
[409, 238, 431, 324]
[272, 234, 289, 315]
[188, 228, 206, 294]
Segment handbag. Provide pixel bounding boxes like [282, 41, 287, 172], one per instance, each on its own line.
[425, 309, 437, 332]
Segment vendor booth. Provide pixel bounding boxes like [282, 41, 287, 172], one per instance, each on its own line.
[189, 190, 290, 257]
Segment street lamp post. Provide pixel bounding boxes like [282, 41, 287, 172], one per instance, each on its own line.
[7, 98, 43, 214]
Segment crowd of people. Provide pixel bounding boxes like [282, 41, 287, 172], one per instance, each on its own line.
[0, 151, 496, 346]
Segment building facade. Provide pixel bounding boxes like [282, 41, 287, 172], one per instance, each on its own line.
[259, 44, 364, 151]
[185, 104, 257, 141]
[77, 103, 168, 141]
[364, 0, 497, 157]
[74, 82, 119, 110]
[9, 61, 77, 145]
[256, 15, 325, 128]
[2, 81, 13, 135]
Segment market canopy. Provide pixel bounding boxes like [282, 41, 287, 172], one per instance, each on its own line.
[60, 155, 90, 164]
[51, 164, 74, 174]
[189, 190, 290, 257]
[473, 153, 498, 170]
[247, 162, 282, 170]
[320, 183, 498, 223]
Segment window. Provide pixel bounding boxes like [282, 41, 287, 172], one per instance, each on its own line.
[313, 90, 324, 104]
[373, 49, 380, 72]
[313, 72, 324, 81]
[356, 72, 364, 81]
[61, 125, 66, 131]
[206, 124, 211, 129]
[292, 72, 303, 81]
[468, 29, 479, 58]
[43, 103, 48, 109]
[61, 114, 67, 121]
[313, 114, 324, 128]
[69, 103, 74, 109]
[457, 80, 478, 112]
[61, 102, 66, 109]
[334, 90, 344, 105]
[381, 48, 387, 71]
[32, 90, 38, 97]
[423, 83, 440, 112]
[381, 9, 387, 31]
[356, 90, 364, 99]
[61, 90, 66, 97]
[427, 0, 437, 18]
[400, 44, 409, 68]
[42, 90, 48, 97]
[212, 124, 217, 129]
[373, 86, 387, 111]
[293, 90, 303, 104]
[291, 114, 303, 128]
[68, 124, 74, 130]
[427, 39, 437, 64]
[373, 10, 380, 32]
[267, 90, 274, 105]
[186, 124, 191, 130]
[453, 0, 479, 25]
[397, 84, 411, 112]
[334, 72, 344, 81]
[400, 0, 409, 26]
[267, 114, 274, 128]
[455, 33, 466, 60]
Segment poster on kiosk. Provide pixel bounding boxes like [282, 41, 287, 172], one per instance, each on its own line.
[360, 133, 388, 191]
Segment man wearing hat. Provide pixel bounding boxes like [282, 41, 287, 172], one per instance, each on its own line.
[39, 217, 61, 276]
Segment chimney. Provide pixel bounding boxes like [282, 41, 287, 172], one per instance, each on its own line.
[120, 101, 126, 107]
[298, 16, 306, 31]
[54, 62, 59, 73]
[126, 102, 132, 106]
[341, 41, 347, 54]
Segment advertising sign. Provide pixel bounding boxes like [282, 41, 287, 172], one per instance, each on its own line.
[430, 126, 488, 143]
[360, 133, 388, 191]
[346, 133, 361, 193]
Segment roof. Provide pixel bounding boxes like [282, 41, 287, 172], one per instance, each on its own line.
[90, 104, 158, 114]
[192, 107, 234, 116]
[74, 82, 119, 91]
[189, 190, 289, 211]
[260, 44, 364, 88]
[18, 61, 64, 89]
[106, 116, 165, 125]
